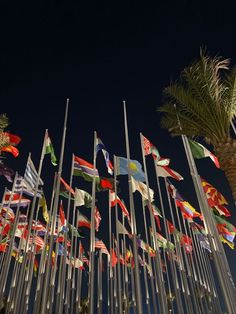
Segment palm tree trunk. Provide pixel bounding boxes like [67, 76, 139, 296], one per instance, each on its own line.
[214, 138, 236, 200]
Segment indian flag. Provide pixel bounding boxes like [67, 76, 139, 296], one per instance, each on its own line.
[188, 139, 220, 168]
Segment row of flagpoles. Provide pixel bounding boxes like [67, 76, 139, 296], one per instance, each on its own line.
[0, 100, 235, 313]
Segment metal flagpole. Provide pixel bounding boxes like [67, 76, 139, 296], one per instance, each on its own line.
[108, 190, 114, 314]
[114, 155, 123, 314]
[153, 170, 184, 314]
[40, 98, 69, 314]
[140, 198, 158, 313]
[123, 101, 143, 314]
[163, 177, 186, 313]
[88, 130, 98, 314]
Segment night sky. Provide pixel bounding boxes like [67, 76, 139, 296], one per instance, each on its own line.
[1, 0, 236, 287]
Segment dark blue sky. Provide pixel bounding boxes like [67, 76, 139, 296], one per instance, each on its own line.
[1, 0, 236, 283]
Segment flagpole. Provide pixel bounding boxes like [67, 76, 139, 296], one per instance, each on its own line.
[88, 130, 98, 314]
[139, 132, 169, 313]
[108, 190, 114, 314]
[40, 98, 69, 314]
[114, 155, 124, 314]
[140, 199, 158, 313]
[123, 101, 143, 314]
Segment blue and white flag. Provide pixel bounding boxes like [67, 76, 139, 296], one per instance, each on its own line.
[24, 156, 44, 190]
[95, 137, 113, 175]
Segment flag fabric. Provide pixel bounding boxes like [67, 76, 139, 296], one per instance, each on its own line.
[131, 176, 154, 201]
[116, 219, 130, 235]
[74, 188, 92, 208]
[166, 179, 184, 201]
[60, 177, 75, 199]
[95, 207, 101, 232]
[213, 204, 231, 217]
[2, 132, 21, 145]
[58, 202, 67, 232]
[96, 177, 116, 192]
[213, 214, 236, 233]
[95, 137, 113, 175]
[142, 135, 170, 166]
[1, 145, 19, 157]
[24, 156, 44, 190]
[111, 248, 118, 267]
[0, 162, 15, 182]
[3, 191, 31, 207]
[189, 139, 220, 168]
[73, 156, 99, 181]
[39, 196, 49, 223]
[116, 156, 145, 182]
[110, 191, 130, 218]
[95, 238, 109, 255]
[14, 175, 43, 197]
[201, 178, 228, 206]
[176, 200, 201, 219]
[44, 132, 57, 166]
[156, 165, 183, 181]
[77, 213, 91, 229]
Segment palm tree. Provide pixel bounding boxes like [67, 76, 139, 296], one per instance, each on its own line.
[0, 114, 9, 153]
[158, 51, 236, 200]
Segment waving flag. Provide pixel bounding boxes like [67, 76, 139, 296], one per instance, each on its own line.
[189, 139, 220, 168]
[95, 137, 113, 175]
[116, 156, 145, 182]
[131, 176, 154, 201]
[142, 135, 170, 166]
[73, 156, 99, 182]
[110, 191, 130, 218]
[74, 188, 92, 208]
[24, 156, 44, 190]
[156, 165, 183, 181]
[1, 145, 19, 157]
[77, 213, 91, 229]
[0, 162, 15, 182]
[44, 131, 57, 166]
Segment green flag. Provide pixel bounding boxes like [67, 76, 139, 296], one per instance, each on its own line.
[45, 132, 57, 166]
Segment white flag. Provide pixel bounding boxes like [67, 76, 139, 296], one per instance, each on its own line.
[131, 176, 154, 201]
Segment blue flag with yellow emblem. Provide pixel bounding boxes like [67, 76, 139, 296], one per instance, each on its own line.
[116, 156, 145, 182]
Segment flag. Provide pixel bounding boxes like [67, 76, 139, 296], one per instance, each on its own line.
[95, 137, 113, 175]
[189, 139, 220, 168]
[156, 165, 183, 181]
[95, 207, 101, 232]
[58, 202, 67, 232]
[116, 156, 145, 182]
[116, 219, 131, 235]
[73, 156, 99, 181]
[74, 188, 92, 208]
[3, 191, 31, 207]
[95, 238, 109, 255]
[60, 177, 75, 199]
[44, 132, 57, 166]
[213, 204, 230, 217]
[176, 200, 201, 219]
[131, 176, 154, 201]
[213, 214, 236, 233]
[111, 248, 118, 267]
[96, 177, 116, 192]
[110, 191, 130, 218]
[166, 179, 184, 201]
[2, 132, 21, 145]
[142, 135, 170, 166]
[14, 175, 43, 197]
[201, 178, 228, 211]
[0, 162, 15, 182]
[142, 135, 161, 158]
[24, 156, 44, 190]
[1, 145, 19, 157]
[77, 213, 91, 229]
[39, 196, 49, 223]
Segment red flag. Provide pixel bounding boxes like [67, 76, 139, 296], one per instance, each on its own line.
[111, 249, 118, 267]
[1, 145, 19, 157]
[2, 132, 21, 145]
